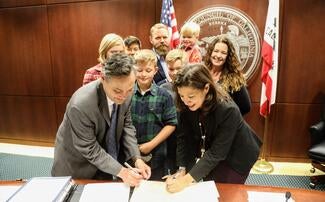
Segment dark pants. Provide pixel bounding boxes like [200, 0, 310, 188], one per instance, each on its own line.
[147, 142, 168, 181]
[166, 132, 177, 173]
[204, 161, 249, 184]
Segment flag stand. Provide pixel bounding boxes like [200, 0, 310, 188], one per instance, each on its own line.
[252, 116, 274, 173]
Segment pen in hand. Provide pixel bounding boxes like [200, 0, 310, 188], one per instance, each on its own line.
[162, 170, 180, 180]
[124, 162, 140, 175]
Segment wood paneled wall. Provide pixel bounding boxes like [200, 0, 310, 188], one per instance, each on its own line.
[0, 0, 324, 161]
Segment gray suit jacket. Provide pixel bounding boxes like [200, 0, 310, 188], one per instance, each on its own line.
[51, 80, 140, 179]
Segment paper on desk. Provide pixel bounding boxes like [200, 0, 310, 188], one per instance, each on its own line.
[79, 182, 130, 202]
[130, 180, 219, 202]
[248, 191, 295, 202]
[6, 177, 72, 202]
[0, 186, 20, 202]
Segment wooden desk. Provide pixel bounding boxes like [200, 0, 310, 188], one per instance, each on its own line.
[1, 180, 324, 202]
[216, 183, 324, 202]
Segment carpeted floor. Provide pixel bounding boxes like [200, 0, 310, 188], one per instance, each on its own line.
[245, 173, 325, 191]
[0, 153, 53, 180]
[1, 153, 325, 191]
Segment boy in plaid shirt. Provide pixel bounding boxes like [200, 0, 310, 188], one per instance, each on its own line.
[131, 49, 177, 180]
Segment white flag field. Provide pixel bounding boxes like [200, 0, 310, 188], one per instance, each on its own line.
[260, 0, 280, 117]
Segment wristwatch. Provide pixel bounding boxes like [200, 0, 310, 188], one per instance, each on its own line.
[179, 166, 186, 172]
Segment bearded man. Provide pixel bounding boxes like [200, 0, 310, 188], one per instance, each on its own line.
[149, 23, 171, 85]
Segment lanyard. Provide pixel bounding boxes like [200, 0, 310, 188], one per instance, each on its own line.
[198, 121, 206, 159]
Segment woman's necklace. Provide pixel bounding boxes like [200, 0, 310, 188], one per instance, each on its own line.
[198, 121, 206, 158]
[196, 114, 206, 163]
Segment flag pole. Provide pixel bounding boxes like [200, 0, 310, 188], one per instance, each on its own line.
[252, 115, 274, 173]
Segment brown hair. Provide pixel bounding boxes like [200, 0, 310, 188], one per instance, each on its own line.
[173, 63, 229, 115]
[124, 36, 142, 48]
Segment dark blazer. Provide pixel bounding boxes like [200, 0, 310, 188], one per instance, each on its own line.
[229, 86, 251, 115]
[177, 99, 262, 182]
[51, 80, 140, 179]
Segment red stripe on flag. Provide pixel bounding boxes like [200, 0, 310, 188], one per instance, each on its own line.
[260, 98, 269, 116]
[261, 41, 273, 82]
[260, 41, 274, 116]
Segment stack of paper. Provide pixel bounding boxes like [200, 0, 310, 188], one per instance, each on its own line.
[7, 176, 73, 202]
[79, 182, 130, 202]
[130, 180, 219, 202]
[0, 185, 20, 202]
[247, 191, 295, 202]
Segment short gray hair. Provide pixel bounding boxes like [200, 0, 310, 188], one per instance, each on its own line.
[102, 53, 135, 79]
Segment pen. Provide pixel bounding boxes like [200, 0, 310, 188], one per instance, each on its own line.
[124, 162, 140, 175]
[167, 169, 178, 179]
[285, 191, 291, 202]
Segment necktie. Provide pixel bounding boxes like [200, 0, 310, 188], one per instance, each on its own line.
[106, 104, 118, 160]
[160, 56, 171, 81]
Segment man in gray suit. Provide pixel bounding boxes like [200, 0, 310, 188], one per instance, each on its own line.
[52, 53, 151, 187]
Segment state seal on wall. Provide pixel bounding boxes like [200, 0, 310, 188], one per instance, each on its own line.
[186, 5, 262, 83]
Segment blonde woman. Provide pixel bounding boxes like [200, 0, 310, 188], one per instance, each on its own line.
[82, 33, 125, 85]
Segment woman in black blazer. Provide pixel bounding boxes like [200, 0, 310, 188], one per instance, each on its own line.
[166, 63, 262, 193]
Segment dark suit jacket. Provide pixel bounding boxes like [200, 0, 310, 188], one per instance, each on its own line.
[177, 99, 262, 182]
[51, 80, 140, 179]
[153, 56, 167, 85]
[229, 86, 251, 115]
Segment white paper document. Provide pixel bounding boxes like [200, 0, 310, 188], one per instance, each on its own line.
[0, 186, 20, 202]
[130, 180, 219, 202]
[247, 191, 295, 202]
[79, 182, 130, 202]
[6, 176, 72, 202]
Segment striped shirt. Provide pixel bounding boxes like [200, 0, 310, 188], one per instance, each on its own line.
[82, 63, 102, 85]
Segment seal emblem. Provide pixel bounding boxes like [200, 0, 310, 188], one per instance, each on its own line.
[186, 5, 261, 82]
